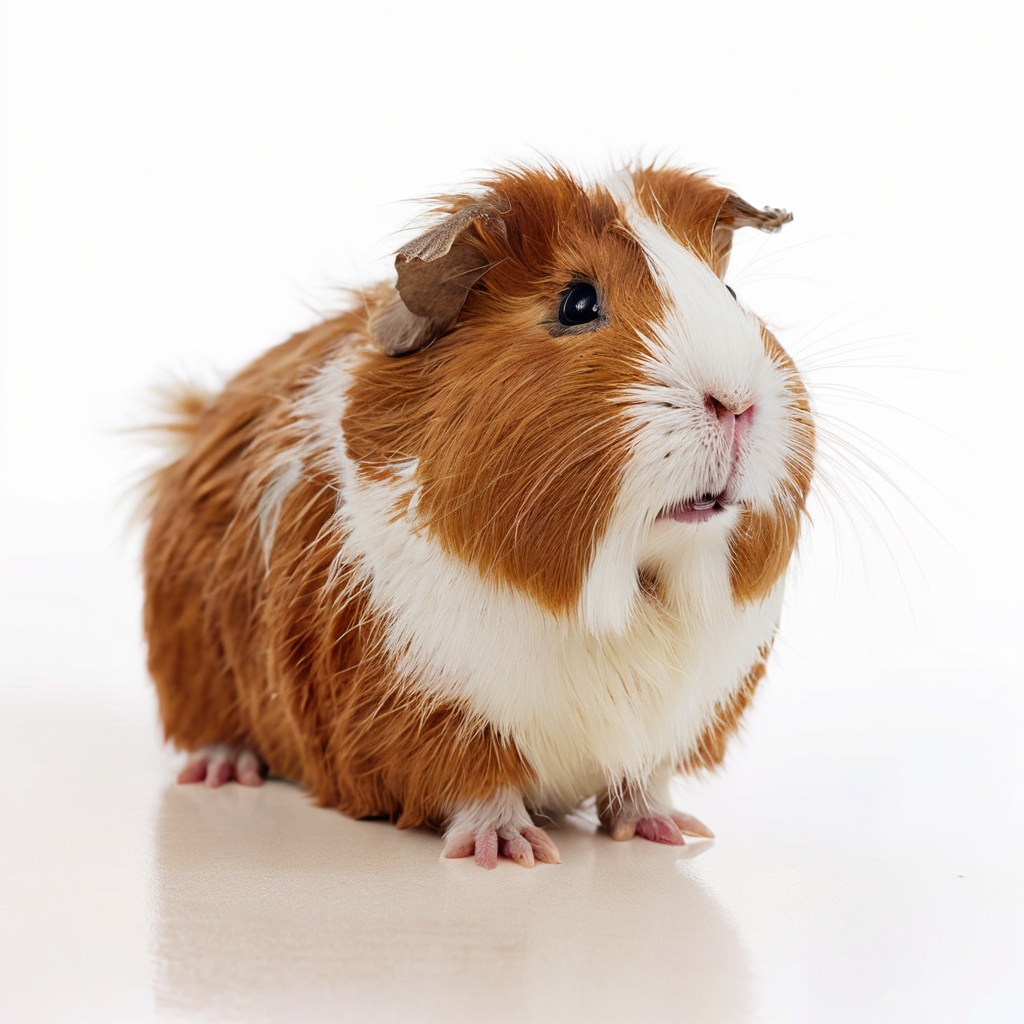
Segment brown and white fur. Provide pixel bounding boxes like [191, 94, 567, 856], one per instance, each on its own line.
[142, 164, 814, 869]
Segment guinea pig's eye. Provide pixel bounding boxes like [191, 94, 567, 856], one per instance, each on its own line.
[725, 284, 737, 300]
[557, 281, 601, 326]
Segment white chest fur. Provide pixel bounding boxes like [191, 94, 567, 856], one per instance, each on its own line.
[329, 431, 782, 811]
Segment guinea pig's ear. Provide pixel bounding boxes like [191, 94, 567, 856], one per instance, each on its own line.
[369, 203, 497, 357]
[711, 194, 793, 277]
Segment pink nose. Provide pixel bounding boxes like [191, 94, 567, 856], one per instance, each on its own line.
[706, 396, 754, 456]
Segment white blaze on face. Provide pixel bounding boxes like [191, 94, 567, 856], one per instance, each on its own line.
[579, 204, 799, 634]
[626, 211, 793, 513]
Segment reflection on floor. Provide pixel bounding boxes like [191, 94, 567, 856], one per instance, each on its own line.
[156, 784, 740, 1022]
[2, 683, 1023, 1023]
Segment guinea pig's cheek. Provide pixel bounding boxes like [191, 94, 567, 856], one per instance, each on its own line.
[727, 502, 802, 605]
[725, 408, 813, 602]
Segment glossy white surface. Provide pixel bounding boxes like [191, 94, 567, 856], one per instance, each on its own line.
[3, 661, 1023, 1022]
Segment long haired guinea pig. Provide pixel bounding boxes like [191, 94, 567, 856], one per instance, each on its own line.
[142, 163, 814, 869]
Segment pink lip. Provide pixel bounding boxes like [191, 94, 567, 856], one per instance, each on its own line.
[658, 400, 754, 525]
[659, 494, 728, 523]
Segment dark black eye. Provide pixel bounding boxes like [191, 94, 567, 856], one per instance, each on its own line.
[557, 281, 601, 326]
[725, 284, 737, 300]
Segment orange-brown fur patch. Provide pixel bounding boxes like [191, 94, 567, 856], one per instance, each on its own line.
[344, 168, 665, 615]
[629, 165, 736, 274]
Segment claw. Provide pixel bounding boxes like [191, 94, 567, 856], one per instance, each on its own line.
[610, 820, 637, 842]
[671, 812, 715, 839]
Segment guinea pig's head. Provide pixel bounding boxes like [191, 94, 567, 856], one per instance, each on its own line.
[349, 165, 814, 632]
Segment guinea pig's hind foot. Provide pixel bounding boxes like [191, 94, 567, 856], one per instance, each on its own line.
[441, 788, 561, 869]
[177, 743, 266, 788]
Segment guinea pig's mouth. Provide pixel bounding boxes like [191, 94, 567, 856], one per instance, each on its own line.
[658, 492, 729, 524]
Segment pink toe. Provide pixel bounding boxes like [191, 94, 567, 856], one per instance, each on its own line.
[523, 826, 561, 865]
[636, 816, 686, 846]
[177, 760, 208, 784]
[206, 761, 233, 788]
[235, 751, 264, 787]
[442, 832, 477, 860]
[499, 833, 535, 868]
[474, 829, 499, 869]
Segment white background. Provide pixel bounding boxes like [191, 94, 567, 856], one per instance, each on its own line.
[1, 2, 1022, 1022]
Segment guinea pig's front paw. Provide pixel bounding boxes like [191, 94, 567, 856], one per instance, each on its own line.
[176, 743, 266, 788]
[441, 788, 560, 869]
[442, 825, 560, 869]
[599, 783, 715, 846]
[604, 811, 715, 845]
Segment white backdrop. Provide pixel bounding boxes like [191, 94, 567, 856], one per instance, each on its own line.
[1, 2, 1022, 1018]
[2, 0, 1020, 706]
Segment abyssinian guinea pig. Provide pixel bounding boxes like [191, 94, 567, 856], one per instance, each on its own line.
[143, 163, 814, 869]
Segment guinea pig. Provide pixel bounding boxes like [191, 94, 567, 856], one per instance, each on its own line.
[142, 163, 814, 869]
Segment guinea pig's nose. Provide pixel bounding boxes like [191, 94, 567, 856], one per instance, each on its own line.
[706, 395, 733, 424]
[706, 396, 755, 455]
